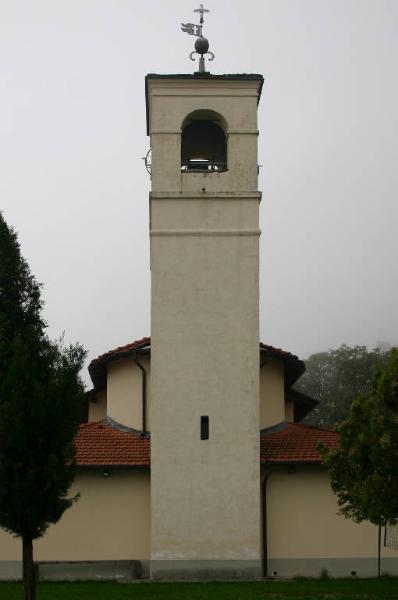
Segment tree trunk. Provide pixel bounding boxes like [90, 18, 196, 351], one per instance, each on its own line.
[22, 536, 35, 600]
[378, 523, 381, 578]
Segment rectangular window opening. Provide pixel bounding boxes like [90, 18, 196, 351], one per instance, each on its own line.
[200, 416, 209, 440]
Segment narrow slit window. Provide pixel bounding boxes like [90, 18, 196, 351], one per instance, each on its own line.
[200, 416, 209, 440]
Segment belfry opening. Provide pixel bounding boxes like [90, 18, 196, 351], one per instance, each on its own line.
[181, 109, 227, 172]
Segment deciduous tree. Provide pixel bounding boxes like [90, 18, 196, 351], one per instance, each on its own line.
[296, 344, 389, 426]
[320, 348, 398, 576]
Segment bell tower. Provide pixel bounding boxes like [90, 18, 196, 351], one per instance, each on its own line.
[146, 8, 263, 579]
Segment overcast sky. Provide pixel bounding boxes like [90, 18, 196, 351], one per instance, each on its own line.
[1, 0, 397, 385]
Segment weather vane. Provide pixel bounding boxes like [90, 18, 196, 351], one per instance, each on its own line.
[181, 4, 215, 73]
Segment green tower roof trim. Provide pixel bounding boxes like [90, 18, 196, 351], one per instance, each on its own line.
[145, 73, 264, 135]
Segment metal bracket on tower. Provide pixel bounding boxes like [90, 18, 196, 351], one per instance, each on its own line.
[142, 148, 152, 177]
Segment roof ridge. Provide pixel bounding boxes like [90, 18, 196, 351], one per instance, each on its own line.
[77, 420, 147, 438]
[92, 337, 151, 363]
[78, 420, 106, 429]
[291, 422, 335, 433]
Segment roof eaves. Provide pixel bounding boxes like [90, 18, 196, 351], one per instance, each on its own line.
[262, 459, 322, 465]
[88, 337, 305, 391]
[260, 345, 305, 387]
[77, 464, 150, 471]
[88, 338, 151, 390]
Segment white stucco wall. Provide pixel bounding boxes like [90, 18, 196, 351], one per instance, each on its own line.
[260, 358, 285, 429]
[88, 389, 107, 422]
[0, 471, 150, 562]
[106, 356, 151, 431]
[266, 466, 398, 561]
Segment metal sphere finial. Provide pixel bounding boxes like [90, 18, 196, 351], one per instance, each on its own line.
[181, 4, 215, 73]
[195, 36, 209, 55]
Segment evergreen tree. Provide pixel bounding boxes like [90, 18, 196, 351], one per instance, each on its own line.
[0, 213, 86, 600]
[320, 348, 398, 576]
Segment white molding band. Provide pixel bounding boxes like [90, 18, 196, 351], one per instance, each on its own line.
[150, 192, 262, 200]
[151, 92, 258, 98]
[150, 130, 258, 135]
[150, 229, 261, 237]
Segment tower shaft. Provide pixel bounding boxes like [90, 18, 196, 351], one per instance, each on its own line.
[146, 74, 263, 579]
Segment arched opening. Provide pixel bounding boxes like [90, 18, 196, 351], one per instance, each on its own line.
[181, 110, 227, 173]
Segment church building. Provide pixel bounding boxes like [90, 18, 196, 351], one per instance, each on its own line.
[1, 9, 397, 581]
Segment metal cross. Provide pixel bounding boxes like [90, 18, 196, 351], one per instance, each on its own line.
[194, 4, 209, 26]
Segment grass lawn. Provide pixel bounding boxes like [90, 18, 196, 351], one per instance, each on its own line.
[1, 579, 398, 600]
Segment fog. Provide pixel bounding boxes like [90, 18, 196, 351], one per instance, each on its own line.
[1, 0, 397, 385]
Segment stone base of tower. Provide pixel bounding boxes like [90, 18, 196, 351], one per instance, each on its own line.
[150, 559, 262, 580]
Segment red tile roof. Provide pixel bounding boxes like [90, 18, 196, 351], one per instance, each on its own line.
[75, 421, 337, 468]
[260, 422, 338, 464]
[75, 421, 150, 468]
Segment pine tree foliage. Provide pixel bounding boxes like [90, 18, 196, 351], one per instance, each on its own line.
[0, 338, 85, 539]
[0, 215, 45, 351]
[0, 213, 86, 598]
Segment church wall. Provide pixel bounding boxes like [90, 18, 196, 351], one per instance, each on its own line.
[88, 389, 107, 422]
[260, 358, 285, 429]
[106, 356, 151, 431]
[266, 466, 398, 577]
[0, 470, 150, 579]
